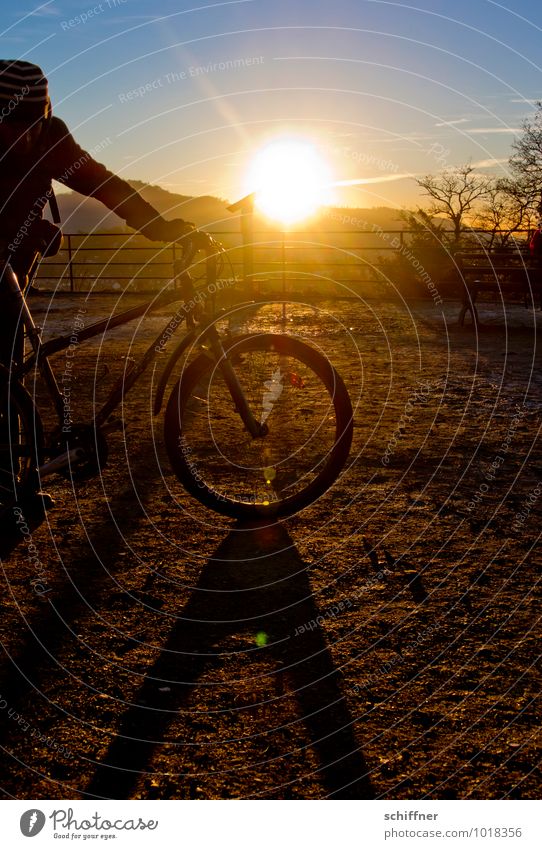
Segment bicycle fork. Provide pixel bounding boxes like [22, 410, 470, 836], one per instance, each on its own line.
[205, 325, 268, 439]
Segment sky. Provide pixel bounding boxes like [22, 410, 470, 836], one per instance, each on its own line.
[3, 0, 542, 209]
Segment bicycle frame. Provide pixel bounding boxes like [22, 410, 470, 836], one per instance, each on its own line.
[13, 252, 200, 417]
[1, 242, 354, 519]
[6, 244, 264, 468]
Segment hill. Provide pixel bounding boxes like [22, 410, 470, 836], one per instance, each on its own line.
[52, 181, 406, 235]
[52, 183, 235, 233]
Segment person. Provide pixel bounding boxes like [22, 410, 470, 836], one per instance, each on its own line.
[0, 59, 199, 513]
[529, 221, 542, 262]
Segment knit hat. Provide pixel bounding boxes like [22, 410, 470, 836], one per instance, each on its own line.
[0, 60, 51, 123]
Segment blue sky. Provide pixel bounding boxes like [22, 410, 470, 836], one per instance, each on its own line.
[3, 0, 542, 207]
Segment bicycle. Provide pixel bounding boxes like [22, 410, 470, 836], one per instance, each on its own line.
[0, 234, 353, 521]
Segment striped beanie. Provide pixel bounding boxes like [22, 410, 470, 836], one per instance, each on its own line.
[0, 60, 51, 122]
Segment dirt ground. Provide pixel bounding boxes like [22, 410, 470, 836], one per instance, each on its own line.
[0, 291, 540, 800]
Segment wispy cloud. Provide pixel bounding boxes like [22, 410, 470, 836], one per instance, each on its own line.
[509, 98, 538, 105]
[2, 1, 57, 36]
[333, 173, 415, 187]
[471, 158, 509, 169]
[435, 118, 469, 127]
[26, 1, 61, 16]
[469, 127, 521, 134]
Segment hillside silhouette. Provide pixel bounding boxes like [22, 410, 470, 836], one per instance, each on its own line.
[52, 180, 405, 235]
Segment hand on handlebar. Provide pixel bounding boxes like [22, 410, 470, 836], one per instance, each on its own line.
[142, 217, 216, 251]
[187, 229, 216, 250]
[141, 217, 194, 243]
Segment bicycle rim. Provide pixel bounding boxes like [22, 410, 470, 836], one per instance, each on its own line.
[164, 333, 353, 519]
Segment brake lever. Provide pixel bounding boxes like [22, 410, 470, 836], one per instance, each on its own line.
[176, 233, 223, 270]
[211, 236, 226, 255]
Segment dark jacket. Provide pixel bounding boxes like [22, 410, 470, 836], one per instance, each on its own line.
[1, 116, 163, 254]
[529, 228, 542, 259]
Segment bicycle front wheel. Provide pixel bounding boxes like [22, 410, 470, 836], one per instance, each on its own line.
[0, 368, 44, 510]
[164, 333, 353, 519]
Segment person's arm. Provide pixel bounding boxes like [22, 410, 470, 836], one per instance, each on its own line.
[47, 117, 192, 240]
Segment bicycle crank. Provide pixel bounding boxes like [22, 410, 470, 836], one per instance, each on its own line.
[43, 424, 109, 481]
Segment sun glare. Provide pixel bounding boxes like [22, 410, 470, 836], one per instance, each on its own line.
[246, 138, 334, 226]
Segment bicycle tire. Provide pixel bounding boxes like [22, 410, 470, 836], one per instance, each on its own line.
[164, 333, 353, 519]
[0, 367, 44, 511]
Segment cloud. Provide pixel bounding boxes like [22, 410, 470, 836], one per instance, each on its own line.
[469, 128, 521, 134]
[334, 173, 415, 187]
[28, 1, 61, 16]
[471, 158, 509, 169]
[435, 118, 469, 127]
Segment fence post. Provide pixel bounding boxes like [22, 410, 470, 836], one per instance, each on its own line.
[227, 194, 254, 294]
[281, 231, 287, 323]
[67, 233, 74, 293]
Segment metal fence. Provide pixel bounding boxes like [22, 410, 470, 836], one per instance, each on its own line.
[34, 228, 533, 295]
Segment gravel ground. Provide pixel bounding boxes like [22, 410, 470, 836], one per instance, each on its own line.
[0, 292, 540, 800]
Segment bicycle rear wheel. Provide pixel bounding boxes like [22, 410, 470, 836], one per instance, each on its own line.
[0, 368, 43, 511]
[164, 333, 353, 519]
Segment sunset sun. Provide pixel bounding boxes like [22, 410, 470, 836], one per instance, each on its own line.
[246, 138, 334, 225]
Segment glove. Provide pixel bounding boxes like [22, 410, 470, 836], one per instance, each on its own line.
[141, 217, 195, 243]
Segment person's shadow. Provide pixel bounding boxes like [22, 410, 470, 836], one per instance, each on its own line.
[86, 521, 375, 800]
[0, 495, 50, 560]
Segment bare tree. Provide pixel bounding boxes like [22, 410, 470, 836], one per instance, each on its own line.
[416, 163, 491, 242]
[472, 178, 535, 249]
[399, 207, 449, 244]
[509, 103, 542, 213]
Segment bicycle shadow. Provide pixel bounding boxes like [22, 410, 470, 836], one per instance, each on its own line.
[86, 521, 375, 800]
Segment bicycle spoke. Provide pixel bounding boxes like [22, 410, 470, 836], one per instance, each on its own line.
[165, 334, 352, 518]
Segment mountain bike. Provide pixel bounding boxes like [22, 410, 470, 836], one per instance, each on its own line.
[0, 234, 353, 521]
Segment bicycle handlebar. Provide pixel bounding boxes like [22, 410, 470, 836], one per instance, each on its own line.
[174, 231, 223, 269]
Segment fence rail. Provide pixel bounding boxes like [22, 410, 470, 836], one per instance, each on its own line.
[34, 228, 534, 294]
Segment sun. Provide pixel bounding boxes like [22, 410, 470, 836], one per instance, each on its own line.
[246, 138, 334, 226]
